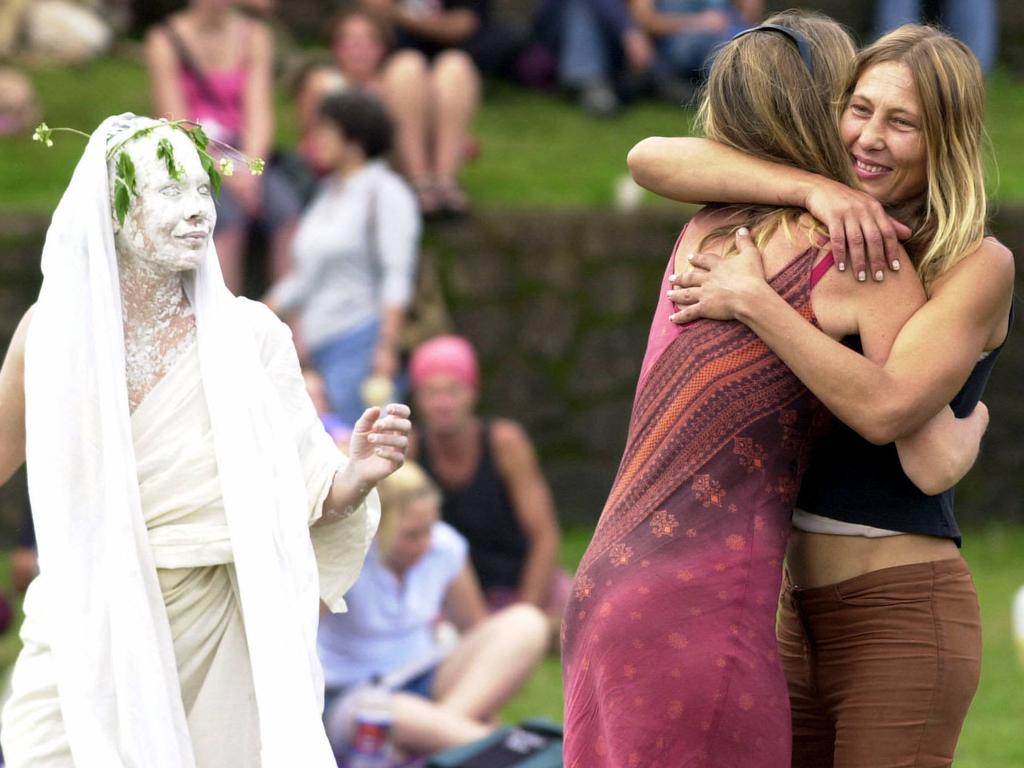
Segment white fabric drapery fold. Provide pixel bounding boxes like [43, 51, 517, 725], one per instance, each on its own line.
[11, 114, 378, 767]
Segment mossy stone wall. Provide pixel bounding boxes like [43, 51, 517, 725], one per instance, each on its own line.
[0, 207, 1020, 534]
[427, 207, 1023, 525]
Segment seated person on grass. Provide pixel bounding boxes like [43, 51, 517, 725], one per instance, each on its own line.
[409, 335, 572, 638]
[318, 461, 549, 758]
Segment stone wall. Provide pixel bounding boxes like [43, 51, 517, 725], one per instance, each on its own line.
[428, 207, 1024, 525]
[0, 207, 1021, 534]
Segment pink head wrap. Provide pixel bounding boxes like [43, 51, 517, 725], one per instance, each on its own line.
[409, 335, 480, 391]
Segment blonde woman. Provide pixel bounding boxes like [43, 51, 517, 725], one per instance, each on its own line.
[631, 24, 1014, 767]
[317, 462, 548, 758]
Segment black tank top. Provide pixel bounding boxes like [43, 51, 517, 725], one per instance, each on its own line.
[419, 420, 528, 590]
[797, 305, 1014, 546]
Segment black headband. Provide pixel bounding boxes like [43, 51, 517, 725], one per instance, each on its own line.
[732, 23, 815, 77]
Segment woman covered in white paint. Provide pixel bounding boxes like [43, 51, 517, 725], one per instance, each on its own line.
[0, 113, 411, 768]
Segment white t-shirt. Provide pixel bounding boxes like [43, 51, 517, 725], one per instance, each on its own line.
[317, 520, 468, 689]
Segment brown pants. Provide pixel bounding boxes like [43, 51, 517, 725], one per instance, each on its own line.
[778, 558, 982, 768]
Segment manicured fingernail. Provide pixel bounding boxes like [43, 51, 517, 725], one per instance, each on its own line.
[837, 262, 846, 272]
[687, 253, 695, 262]
[737, 227, 749, 236]
[669, 273, 677, 281]
[892, 260, 901, 271]
[857, 270, 866, 282]
[874, 270, 884, 281]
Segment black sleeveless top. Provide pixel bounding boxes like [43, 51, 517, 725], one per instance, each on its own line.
[419, 420, 528, 590]
[797, 305, 1015, 546]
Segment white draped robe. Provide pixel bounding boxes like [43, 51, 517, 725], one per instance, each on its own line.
[2, 300, 378, 767]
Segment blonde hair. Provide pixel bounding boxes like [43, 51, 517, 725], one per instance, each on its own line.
[696, 10, 857, 254]
[847, 25, 987, 287]
[375, 461, 440, 547]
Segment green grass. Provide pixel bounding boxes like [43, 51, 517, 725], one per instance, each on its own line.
[503, 524, 1024, 767]
[0, 526, 1020, 763]
[3, 58, 1024, 213]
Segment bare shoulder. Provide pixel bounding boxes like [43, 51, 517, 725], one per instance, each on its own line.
[931, 237, 1015, 307]
[491, 417, 529, 448]
[831, 256, 925, 303]
[245, 15, 274, 52]
[672, 206, 730, 272]
[931, 237, 1015, 347]
[490, 418, 534, 460]
[144, 21, 173, 55]
[953, 236, 1015, 286]
[814, 254, 925, 340]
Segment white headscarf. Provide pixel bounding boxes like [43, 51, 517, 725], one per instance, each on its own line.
[23, 114, 343, 766]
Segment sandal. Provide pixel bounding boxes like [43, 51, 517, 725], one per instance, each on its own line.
[435, 178, 470, 217]
[412, 176, 441, 215]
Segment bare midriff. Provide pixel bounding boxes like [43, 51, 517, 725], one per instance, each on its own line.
[785, 529, 961, 588]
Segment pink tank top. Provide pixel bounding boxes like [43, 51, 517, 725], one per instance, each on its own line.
[169, 21, 248, 145]
[180, 68, 246, 145]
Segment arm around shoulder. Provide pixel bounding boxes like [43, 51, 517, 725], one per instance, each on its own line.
[628, 136, 814, 208]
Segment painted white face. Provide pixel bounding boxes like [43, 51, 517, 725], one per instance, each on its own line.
[112, 127, 217, 273]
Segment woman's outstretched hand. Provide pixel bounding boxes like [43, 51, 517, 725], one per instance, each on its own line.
[346, 403, 411, 487]
[804, 179, 911, 282]
[667, 228, 769, 324]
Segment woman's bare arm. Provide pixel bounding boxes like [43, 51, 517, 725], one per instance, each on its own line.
[671, 233, 1014, 445]
[628, 136, 911, 279]
[491, 420, 561, 609]
[241, 20, 275, 161]
[442, 562, 489, 633]
[0, 308, 32, 486]
[145, 24, 189, 121]
[896, 404, 989, 495]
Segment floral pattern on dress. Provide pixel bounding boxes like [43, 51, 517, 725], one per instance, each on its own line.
[650, 510, 679, 537]
[693, 474, 727, 507]
[609, 543, 634, 567]
[734, 437, 768, 472]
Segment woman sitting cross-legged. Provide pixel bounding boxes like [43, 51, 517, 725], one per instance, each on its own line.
[318, 461, 549, 758]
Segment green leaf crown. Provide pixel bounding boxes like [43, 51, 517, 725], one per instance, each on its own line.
[32, 119, 265, 226]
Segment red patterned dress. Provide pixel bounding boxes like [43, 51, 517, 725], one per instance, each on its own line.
[562, 225, 832, 768]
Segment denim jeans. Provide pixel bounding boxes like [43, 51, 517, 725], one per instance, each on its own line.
[310, 318, 380, 428]
[652, 1, 744, 81]
[558, 0, 621, 86]
[874, 0, 997, 72]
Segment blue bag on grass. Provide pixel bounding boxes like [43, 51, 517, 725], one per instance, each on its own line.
[425, 719, 562, 768]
